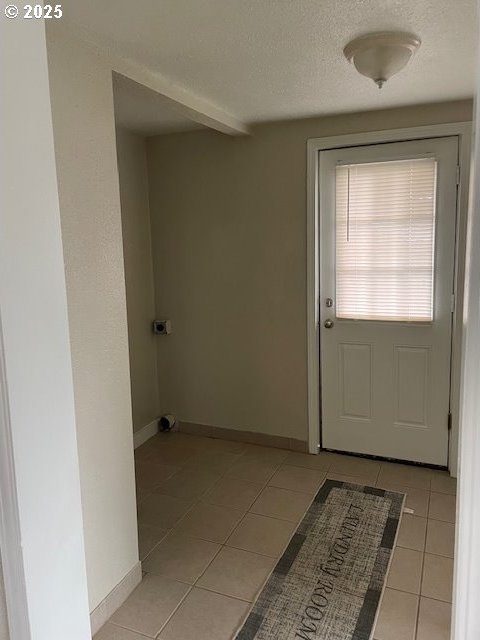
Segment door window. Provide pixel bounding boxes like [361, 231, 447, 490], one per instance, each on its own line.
[335, 157, 437, 322]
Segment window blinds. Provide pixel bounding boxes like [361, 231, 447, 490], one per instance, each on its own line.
[335, 157, 437, 322]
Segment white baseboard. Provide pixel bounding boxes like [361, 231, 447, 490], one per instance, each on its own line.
[133, 419, 158, 449]
[90, 561, 142, 635]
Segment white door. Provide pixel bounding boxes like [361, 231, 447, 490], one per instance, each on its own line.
[319, 137, 458, 466]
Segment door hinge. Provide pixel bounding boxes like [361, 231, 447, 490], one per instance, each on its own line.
[456, 165, 461, 185]
[447, 411, 452, 431]
[451, 293, 456, 313]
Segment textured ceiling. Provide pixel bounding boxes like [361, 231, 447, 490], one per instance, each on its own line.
[62, 0, 476, 127]
[113, 74, 203, 135]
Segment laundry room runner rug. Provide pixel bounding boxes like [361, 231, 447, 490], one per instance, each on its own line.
[236, 479, 405, 640]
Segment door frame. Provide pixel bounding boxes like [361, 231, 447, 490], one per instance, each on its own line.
[306, 122, 471, 476]
[0, 319, 30, 638]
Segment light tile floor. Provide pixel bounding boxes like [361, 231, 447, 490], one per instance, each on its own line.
[94, 432, 457, 640]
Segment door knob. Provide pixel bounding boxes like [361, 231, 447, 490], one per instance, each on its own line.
[324, 319, 334, 329]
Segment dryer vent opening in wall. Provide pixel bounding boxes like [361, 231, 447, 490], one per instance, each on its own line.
[159, 415, 176, 431]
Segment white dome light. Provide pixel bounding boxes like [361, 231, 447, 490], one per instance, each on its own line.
[344, 31, 421, 89]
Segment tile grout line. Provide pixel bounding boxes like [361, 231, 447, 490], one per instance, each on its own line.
[141, 531, 169, 564]
[413, 487, 430, 640]
[385, 585, 452, 605]
[153, 583, 193, 639]
[107, 620, 155, 638]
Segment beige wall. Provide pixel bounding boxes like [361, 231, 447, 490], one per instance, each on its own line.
[1, 16, 91, 637]
[147, 99, 473, 443]
[47, 29, 138, 611]
[116, 128, 160, 432]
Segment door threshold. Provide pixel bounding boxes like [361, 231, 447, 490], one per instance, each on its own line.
[321, 448, 447, 471]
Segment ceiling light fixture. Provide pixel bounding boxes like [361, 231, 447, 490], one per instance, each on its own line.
[343, 31, 421, 89]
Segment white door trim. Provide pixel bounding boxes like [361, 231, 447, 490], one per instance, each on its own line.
[453, 95, 480, 640]
[0, 317, 31, 639]
[306, 121, 471, 474]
